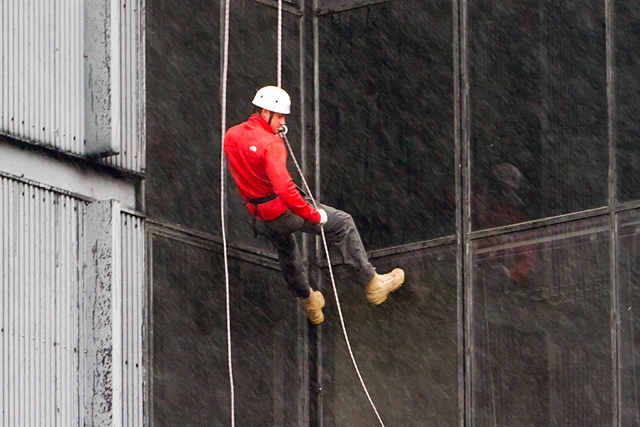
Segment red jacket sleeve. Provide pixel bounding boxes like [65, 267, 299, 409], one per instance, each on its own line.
[263, 140, 321, 223]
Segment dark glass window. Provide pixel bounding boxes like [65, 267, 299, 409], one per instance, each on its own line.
[147, 0, 302, 251]
[146, 0, 221, 234]
[471, 218, 611, 425]
[470, 0, 608, 229]
[618, 209, 640, 425]
[152, 235, 303, 426]
[615, 1, 640, 203]
[318, 0, 455, 250]
[321, 246, 458, 426]
[224, 5, 303, 251]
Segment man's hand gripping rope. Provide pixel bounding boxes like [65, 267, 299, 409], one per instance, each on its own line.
[278, 125, 327, 225]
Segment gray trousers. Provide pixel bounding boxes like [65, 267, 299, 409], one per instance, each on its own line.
[258, 204, 376, 298]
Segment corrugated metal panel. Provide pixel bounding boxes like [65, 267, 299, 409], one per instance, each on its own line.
[104, 0, 146, 172]
[0, 177, 83, 427]
[1, 0, 145, 173]
[0, 178, 148, 426]
[0, 0, 84, 153]
[120, 211, 146, 426]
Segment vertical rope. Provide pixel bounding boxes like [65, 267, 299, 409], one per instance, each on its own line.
[280, 131, 386, 427]
[220, 0, 235, 425]
[276, 3, 383, 425]
[277, 0, 282, 88]
[274, 3, 384, 423]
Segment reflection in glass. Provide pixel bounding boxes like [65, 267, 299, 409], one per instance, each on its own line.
[470, 0, 608, 228]
[472, 218, 611, 426]
[618, 210, 640, 425]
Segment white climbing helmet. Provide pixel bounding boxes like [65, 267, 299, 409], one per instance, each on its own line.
[252, 86, 291, 115]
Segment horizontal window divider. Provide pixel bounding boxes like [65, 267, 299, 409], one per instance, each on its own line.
[147, 220, 281, 271]
[468, 206, 613, 240]
[614, 199, 640, 214]
[318, 235, 457, 267]
[315, 0, 390, 16]
[253, 0, 303, 15]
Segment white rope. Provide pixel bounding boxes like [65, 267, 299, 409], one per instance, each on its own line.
[277, 0, 282, 88]
[274, 3, 383, 424]
[220, 0, 235, 425]
[279, 131, 386, 427]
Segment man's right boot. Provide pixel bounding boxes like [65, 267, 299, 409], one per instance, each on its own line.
[301, 288, 325, 325]
[365, 268, 405, 305]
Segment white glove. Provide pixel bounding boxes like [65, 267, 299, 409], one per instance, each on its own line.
[318, 209, 328, 225]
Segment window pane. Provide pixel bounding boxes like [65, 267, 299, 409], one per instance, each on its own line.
[152, 236, 303, 426]
[147, 0, 302, 251]
[615, 2, 640, 203]
[618, 209, 640, 424]
[318, 1, 455, 250]
[470, 0, 608, 229]
[321, 246, 458, 426]
[146, 0, 221, 233]
[224, 4, 303, 252]
[471, 218, 612, 426]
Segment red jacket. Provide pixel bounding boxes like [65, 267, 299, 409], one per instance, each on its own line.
[224, 114, 321, 223]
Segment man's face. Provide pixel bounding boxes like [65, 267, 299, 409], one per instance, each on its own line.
[261, 109, 287, 134]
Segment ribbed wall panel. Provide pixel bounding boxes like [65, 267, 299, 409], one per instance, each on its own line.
[0, 178, 147, 425]
[1, 0, 145, 173]
[104, 0, 146, 172]
[0, 0, 84, 153]
[0, 177, 83, 427]
[120, 212, 146, 426]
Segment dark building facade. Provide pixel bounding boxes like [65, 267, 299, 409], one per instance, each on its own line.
[146, 0, 640, 425]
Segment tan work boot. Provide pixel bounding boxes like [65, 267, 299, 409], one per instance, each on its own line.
[365, 268, 405, 305]
[301, 288, 325, 325]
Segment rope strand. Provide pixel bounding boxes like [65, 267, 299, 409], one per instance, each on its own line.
[276, 1, 387, 424]
[221, 0, 383, 423]
[220, 0, 235, 425]
[277, 0, 282, 88]
[280, 131, 386, 427]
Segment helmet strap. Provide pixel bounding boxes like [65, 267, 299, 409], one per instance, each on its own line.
[260, 109, 275, 125]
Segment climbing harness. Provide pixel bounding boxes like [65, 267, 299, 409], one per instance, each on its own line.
[221, 0, 386, 425]
[246, 193, 278, 237]
[279, 128, 387, 427]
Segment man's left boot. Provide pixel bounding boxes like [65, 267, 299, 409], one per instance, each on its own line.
[365, 268, 405, 305]
[301, 288, 325, 325]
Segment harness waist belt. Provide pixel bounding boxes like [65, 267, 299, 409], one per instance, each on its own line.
[247, 194, 278, 205]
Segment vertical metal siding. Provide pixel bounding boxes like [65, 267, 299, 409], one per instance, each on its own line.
[1, 179, 148, 426]
[1, 0, 145, 173]
[0, 177, 83, 427]
[104, 0, 146, 172]
[0, 0, 85, 153]
[120, 212, 146, 426]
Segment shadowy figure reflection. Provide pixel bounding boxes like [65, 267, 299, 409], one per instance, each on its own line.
[475, 163, 534, 293]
